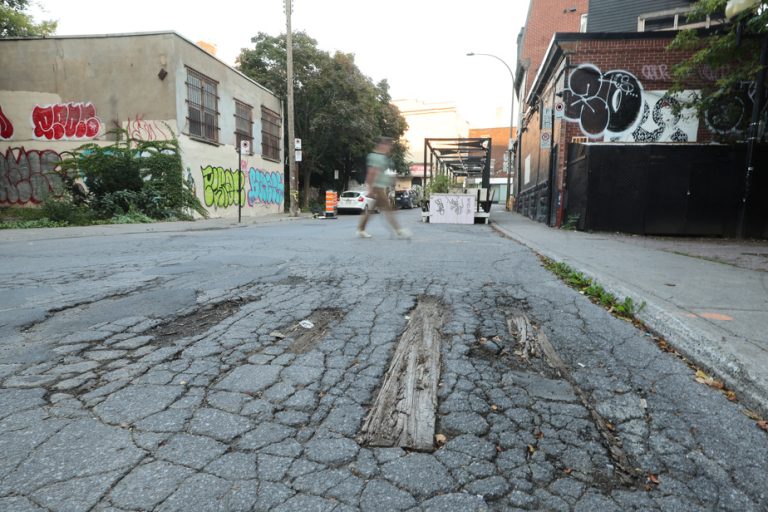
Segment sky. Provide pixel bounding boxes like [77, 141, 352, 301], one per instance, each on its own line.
[28, 0, 528, 128]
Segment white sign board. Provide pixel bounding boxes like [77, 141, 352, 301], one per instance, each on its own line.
[540, 131, 552, 149]
[295, 150, 302, 162]
[294, 138, 302, 150]
[240, 140, 250, 153]
[429, 194, 475, 225]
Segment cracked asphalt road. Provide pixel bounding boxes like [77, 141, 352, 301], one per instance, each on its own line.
[1, 212, 766, 511]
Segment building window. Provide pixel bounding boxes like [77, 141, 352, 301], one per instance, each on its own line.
[637, 8, 723, 32]
[261, 106, 281, 162]
[235, 100, 253, 153]
[579, 13, 588, 33]
[186, 68, 219, 143]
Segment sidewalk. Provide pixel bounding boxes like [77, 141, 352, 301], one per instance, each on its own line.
[0, 212, 314, 243]
[490, 210, 768, 415]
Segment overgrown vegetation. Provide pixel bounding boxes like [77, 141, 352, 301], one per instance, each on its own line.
[543, 258, 644, 319]
[668, 0, 766, 136]
[561, 214, 580, 231]
[426, 175, 451, 195]
[0, 131, 207, 229]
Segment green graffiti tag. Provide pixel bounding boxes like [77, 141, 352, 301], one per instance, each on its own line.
[201, 165, 245, 208]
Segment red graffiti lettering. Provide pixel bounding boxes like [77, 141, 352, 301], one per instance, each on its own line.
[0, 147, 63, 205]
[0, 106, 13, 140]
[126, 115, 173, 141]
[32, 102, 101, 140]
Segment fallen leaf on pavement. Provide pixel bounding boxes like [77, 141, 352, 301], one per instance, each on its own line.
[725, 390, 738, 402]
[757, 421, 768, 432]
[490, 405, 498, 412]
[647, 472, 660, 485]
[434, 434, 447, 446]
[694, 369, 725, 389]
[742, 409, 762, 421]
[563, 467, 573, 475]
[527, 444, 536, 455]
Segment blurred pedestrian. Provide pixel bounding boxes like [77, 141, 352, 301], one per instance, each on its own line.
[357, 137, 411, 239]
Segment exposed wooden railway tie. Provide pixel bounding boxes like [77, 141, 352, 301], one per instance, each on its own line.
[360, 297, 445, 451]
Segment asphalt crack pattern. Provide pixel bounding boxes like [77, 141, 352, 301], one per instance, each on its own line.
[0, 266, 766, 511]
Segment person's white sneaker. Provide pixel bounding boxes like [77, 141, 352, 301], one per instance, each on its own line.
[396, 228, 412, 239]
[357, 230, 372, 238]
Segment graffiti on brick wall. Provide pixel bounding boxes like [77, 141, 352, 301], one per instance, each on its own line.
[703, 82, 761, 136]
[0, 106, 13, 140]
[126, 115, 174, 141]
[562, 64, 703, 142]
[247, 168, 284, 206]
[0, 148, 63, 205]
[612, 91, 699, 143]
[562, 64, 644, 139]
[201, 165, 245, 208]
[32, 102, 101, 140]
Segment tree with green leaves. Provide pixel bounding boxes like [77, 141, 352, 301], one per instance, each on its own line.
[237, 31, 408, 207]
[669, 0, 766, 136]
[1, 0, 56, 38]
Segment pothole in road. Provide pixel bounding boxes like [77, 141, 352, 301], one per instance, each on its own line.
[284, 308, 345, 354]
[466, 304, 643, 489]
[145, 297, 251, 345]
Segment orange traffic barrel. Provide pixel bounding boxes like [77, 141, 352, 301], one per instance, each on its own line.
[325, 190, 336, 217]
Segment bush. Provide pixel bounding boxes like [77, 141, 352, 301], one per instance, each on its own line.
[57, 130, 208, 221]
[41, 198, 95, 225]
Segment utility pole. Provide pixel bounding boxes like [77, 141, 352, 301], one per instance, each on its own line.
[285, 0, 299, 217]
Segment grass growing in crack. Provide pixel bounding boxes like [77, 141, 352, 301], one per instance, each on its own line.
[542, 258, 644, 320]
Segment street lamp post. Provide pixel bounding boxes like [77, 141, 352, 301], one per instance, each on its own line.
[467, 52, 516, 211]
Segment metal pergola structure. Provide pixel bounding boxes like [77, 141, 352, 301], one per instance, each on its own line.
[422, 137, 492, 192]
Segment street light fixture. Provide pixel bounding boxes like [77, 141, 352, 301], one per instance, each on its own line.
[466, 52, 516, 211]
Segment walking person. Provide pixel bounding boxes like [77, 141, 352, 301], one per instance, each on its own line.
[357, 137, 411, 239]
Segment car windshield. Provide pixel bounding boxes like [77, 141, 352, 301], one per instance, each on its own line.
[341, 192, 360, 198]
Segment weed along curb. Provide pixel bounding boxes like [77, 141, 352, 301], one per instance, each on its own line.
[539, 255, 768, 430]
[541, 257, 644, 320]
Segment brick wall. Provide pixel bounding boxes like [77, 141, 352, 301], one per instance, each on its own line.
[516, 34, 725, 225]
[519, 0, 589, 97]
[469, 126, 518, 175]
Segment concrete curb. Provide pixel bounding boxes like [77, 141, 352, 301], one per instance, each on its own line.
[490, 220, 768, 416]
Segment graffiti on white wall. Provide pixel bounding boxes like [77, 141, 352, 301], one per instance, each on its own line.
[32, 102, 101, 140]
[126, 115, 174, 141]
[1, 147, 63, 205]
[612, 91, 699, 143]
[0, 106, 14, 140]
[562, 64, 704, 142]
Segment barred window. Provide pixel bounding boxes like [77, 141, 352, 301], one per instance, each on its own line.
[187, 68, 219, 143]
[235, 100, 253, 153]
[261, 106, 281, 161]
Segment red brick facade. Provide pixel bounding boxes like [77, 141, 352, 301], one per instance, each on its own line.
[518, 0, 589, 98]
[469, 127, 518, 176]
[517, 33, 722, 225]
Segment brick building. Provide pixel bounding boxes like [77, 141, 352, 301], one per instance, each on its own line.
[514, 30, 765, 236]
[516, 0, 590, 109]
